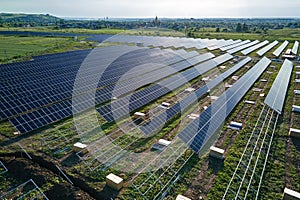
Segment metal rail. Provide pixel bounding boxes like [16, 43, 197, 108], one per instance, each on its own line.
[223, 105, 279, 199]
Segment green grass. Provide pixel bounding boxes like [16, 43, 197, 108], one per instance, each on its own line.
[0, 26, 186, 37]
[194, 28, 300, 41]
[0, 27, 125, 35]
[0, 25, 299, 199]
[0, 35, 94, 63]
[1, 26, 300, 41]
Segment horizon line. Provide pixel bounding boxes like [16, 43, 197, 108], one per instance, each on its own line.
[1, 12, 300, 20]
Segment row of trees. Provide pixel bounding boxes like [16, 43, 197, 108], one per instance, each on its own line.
[235, 23, 249, 32]
[215, 22, 269, 34]
[1, 14, 300, 34]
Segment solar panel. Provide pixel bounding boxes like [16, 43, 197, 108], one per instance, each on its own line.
[10, 100, 72, 133]
[178, 57, 271, 153]
[256, 40, 279, 56]
[273, 40, 289, 57]
[214, 39, 242, 50]
[241, 40, 269, 55]
[264, 59, 294, 114]
[0, 46, 142, 120]
[98, 54, 233, 122]
[292, 41, 299, 55]
[105, 35, 223, 50]
[1, 46, 202, 121]
[8, 49, 206, 133]
[80, 52, 215, 113]
[227, 40, 260, 54]
[141, 57, 252, 135]
[207, 39, 230, 50]
[220, 40, 250, 51]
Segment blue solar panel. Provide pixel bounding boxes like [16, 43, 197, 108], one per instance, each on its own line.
[74, 52, 214, 113]
[1, 46, 196, 121]
[140, 57, 252, 135]
[7, 48, 212, 133]
[97, 54, 233, 122]
[1, 46, 137, 120]
[264, 59, 293, 114]
[105, 35, 230, 50]
[178, 57, 271, 153]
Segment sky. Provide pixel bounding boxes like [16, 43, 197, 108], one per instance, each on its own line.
[1, 0, 300, 18]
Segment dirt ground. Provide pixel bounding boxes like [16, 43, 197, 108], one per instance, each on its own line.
[1, 155, 95, 200]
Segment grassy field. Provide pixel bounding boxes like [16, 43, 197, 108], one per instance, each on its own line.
[194, 28, 300, 42]
[0, 35, 94, 63]
[0, 25, 299, 199]
[1, 26, 300, 41]
[0, 27, 186, 37]
[0, 27, 125, 35]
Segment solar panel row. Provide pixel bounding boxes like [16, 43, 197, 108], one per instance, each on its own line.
[74, 52, 215, 113]
[264, 59, 293, 114]
[0, 51, 90, 84]
[177, 57, 271, 153]
[207, 39, 229, 51]
[241, 40, 269, 55]
[97, 54, 233, 122]
[140, 57, 252, 135]
[220, 40, 251, 51]
[273, 40, 289, 57]
[10, 100, 72, 133]
[227, 40, 260, 54]
[1, 46, 141, 119]
[207, 39, 242, 51]
[215, 39, 242, 50]
[8, 48, 212, 133]
[105, 35, 239, 50]
[256, 40, 279, 56]
[1, 45, 137, 91]
[1, 46, 198, 121]
[292, 41, 299, 55]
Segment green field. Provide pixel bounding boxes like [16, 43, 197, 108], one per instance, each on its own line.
[0, 27, 125, 35]
[1, 26, 300, 41]
[0, 35, 94, 63]
[193, 28, 300, 42]
[0, 29, 299, 199]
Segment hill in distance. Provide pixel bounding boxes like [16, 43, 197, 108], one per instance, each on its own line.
[0, 13, 62, 23]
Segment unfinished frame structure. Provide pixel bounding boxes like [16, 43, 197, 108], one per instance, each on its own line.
[0, 179, 49, 200]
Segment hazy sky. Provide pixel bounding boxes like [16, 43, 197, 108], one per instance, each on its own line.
[1, 0, 300, 18]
